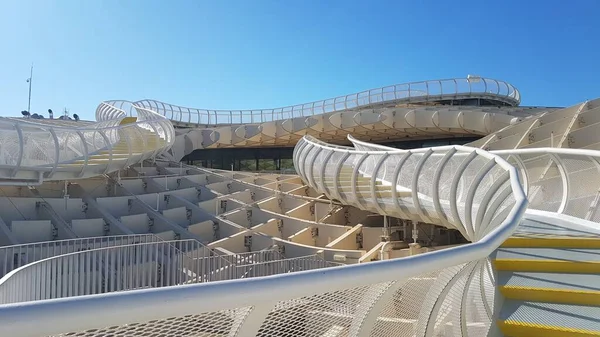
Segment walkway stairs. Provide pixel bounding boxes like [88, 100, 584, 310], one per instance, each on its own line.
[2, 111, 173, 183]
[321, 166, 411, 200]
[69, 117, 166, 167]
[494, 217, 600, 337]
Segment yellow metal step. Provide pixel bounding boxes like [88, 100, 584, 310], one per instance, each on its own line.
[500, 286, 600, 306]
[502, 237, 600, 249]
[88, 154, 131, 159]
[120, 117, 137, 125]
[494, 259, 600, 273]
[498, 320, 600, 337]
[324, 178, 382, 184]
[356, 191, 393, 198]
[337, 185, 392, 192]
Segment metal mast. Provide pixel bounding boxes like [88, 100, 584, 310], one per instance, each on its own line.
[26, 64, 33, 113]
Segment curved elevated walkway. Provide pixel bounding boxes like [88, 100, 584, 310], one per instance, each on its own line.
[137, 77, 522, 126]
[105, 77, 544, 161]
[0, 102, 174, 183]
[294, 134, 600, 336]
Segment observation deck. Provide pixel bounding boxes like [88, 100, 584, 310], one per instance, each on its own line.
[135, 76, 521, 126]
[104, 77, 545, 161]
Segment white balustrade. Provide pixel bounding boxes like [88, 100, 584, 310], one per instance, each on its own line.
[0, 234, 161, 278]
[113, 77, 520, 125]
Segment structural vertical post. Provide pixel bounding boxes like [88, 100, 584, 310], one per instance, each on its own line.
[383, 215, 389, 238]
[412, 220, 418, 243]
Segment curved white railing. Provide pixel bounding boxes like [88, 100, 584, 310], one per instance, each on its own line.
[0, 241, 340, 305]
[295, 135, 525, 242]
[0, 101, 175, 182]
[346, 137, 600, 224]
[106, 77, 520, 125]
[495, 148, 600, 222]
[0, 239, 236, 304]
[0, 135, 527, 337]
[0, 234, 162, 278]
[291, 135, 531, 336]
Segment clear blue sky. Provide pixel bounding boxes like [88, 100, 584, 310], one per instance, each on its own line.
[1, 0, 599, 120]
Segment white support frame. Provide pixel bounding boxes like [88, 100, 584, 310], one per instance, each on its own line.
[371, 152, 389, 214]
[412, 149, 434, 223]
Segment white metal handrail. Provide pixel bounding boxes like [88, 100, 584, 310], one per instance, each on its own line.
[295, 135, 525, 242]
[234, 254, 342, 279]
[346, 137, 600, 224]
[0, 242, 342, 305]
[493, 148, 600, 223]
[0, 239, 236, 304]
[0, 234, 162, 278]
[105, 77, 520, 125]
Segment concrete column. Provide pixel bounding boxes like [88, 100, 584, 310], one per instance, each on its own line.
[275, 158, 281, 171]
[409, 243, 421, 256]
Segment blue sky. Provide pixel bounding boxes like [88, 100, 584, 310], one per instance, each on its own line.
[1, 0, 599, 120]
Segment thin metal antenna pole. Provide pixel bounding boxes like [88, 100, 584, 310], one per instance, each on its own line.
[27, 64, 33, 113]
